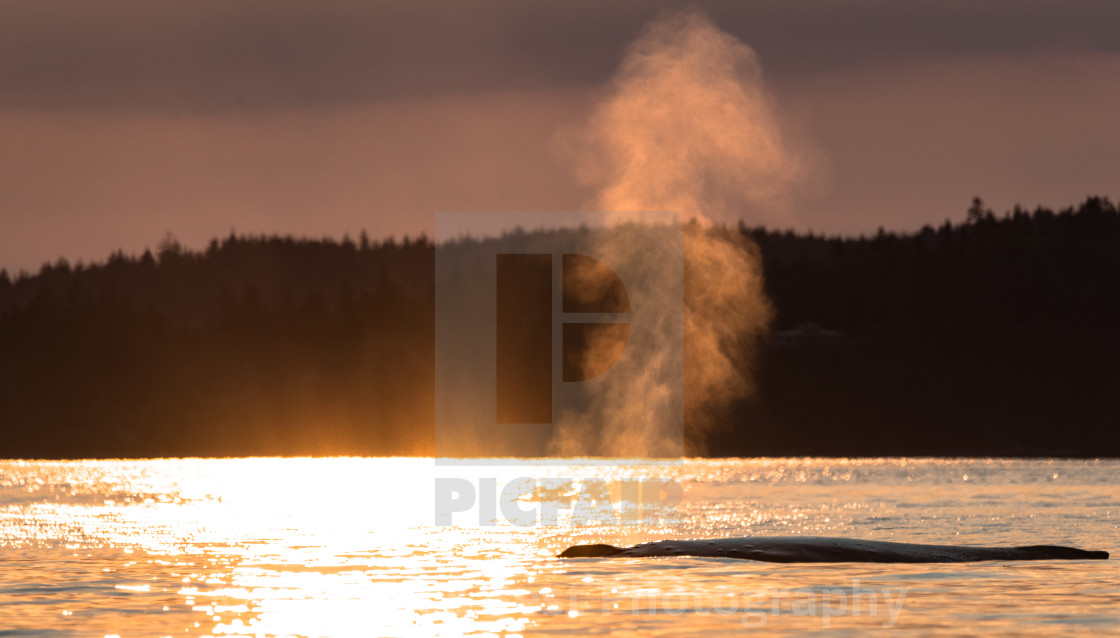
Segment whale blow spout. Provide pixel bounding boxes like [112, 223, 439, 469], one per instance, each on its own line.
[559, 537, 1109, 563]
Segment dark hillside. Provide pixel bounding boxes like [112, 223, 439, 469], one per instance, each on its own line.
[2, 197, 1118, 458]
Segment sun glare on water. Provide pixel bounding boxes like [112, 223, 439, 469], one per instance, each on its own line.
[2, 457, 1118, 636]
[0, 457, 690, 636]
[1, 458, 525, 636]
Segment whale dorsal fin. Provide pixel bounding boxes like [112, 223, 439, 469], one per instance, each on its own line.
[558, 544, 624, 557]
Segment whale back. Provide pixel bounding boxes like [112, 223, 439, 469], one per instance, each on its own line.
[559, 536, 1109, 563]
[558, 543, 625, 558]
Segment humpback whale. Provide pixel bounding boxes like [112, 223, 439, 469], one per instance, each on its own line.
[559, 536, 1109, 563]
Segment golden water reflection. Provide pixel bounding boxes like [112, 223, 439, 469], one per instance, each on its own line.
[1, 457, 1118, 636]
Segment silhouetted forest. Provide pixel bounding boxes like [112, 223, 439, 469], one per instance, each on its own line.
[720, 196, 1120, 457]
[2, 196, 1119, 458]
[0, 233, 435, 458]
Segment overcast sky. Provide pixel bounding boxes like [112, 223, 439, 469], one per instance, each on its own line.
[3, 0, 1119, 272]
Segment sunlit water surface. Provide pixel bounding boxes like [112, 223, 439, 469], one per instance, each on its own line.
[0, 458, 1117, 637]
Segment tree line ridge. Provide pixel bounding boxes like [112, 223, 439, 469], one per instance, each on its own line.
[2, 196, 1118, 458]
